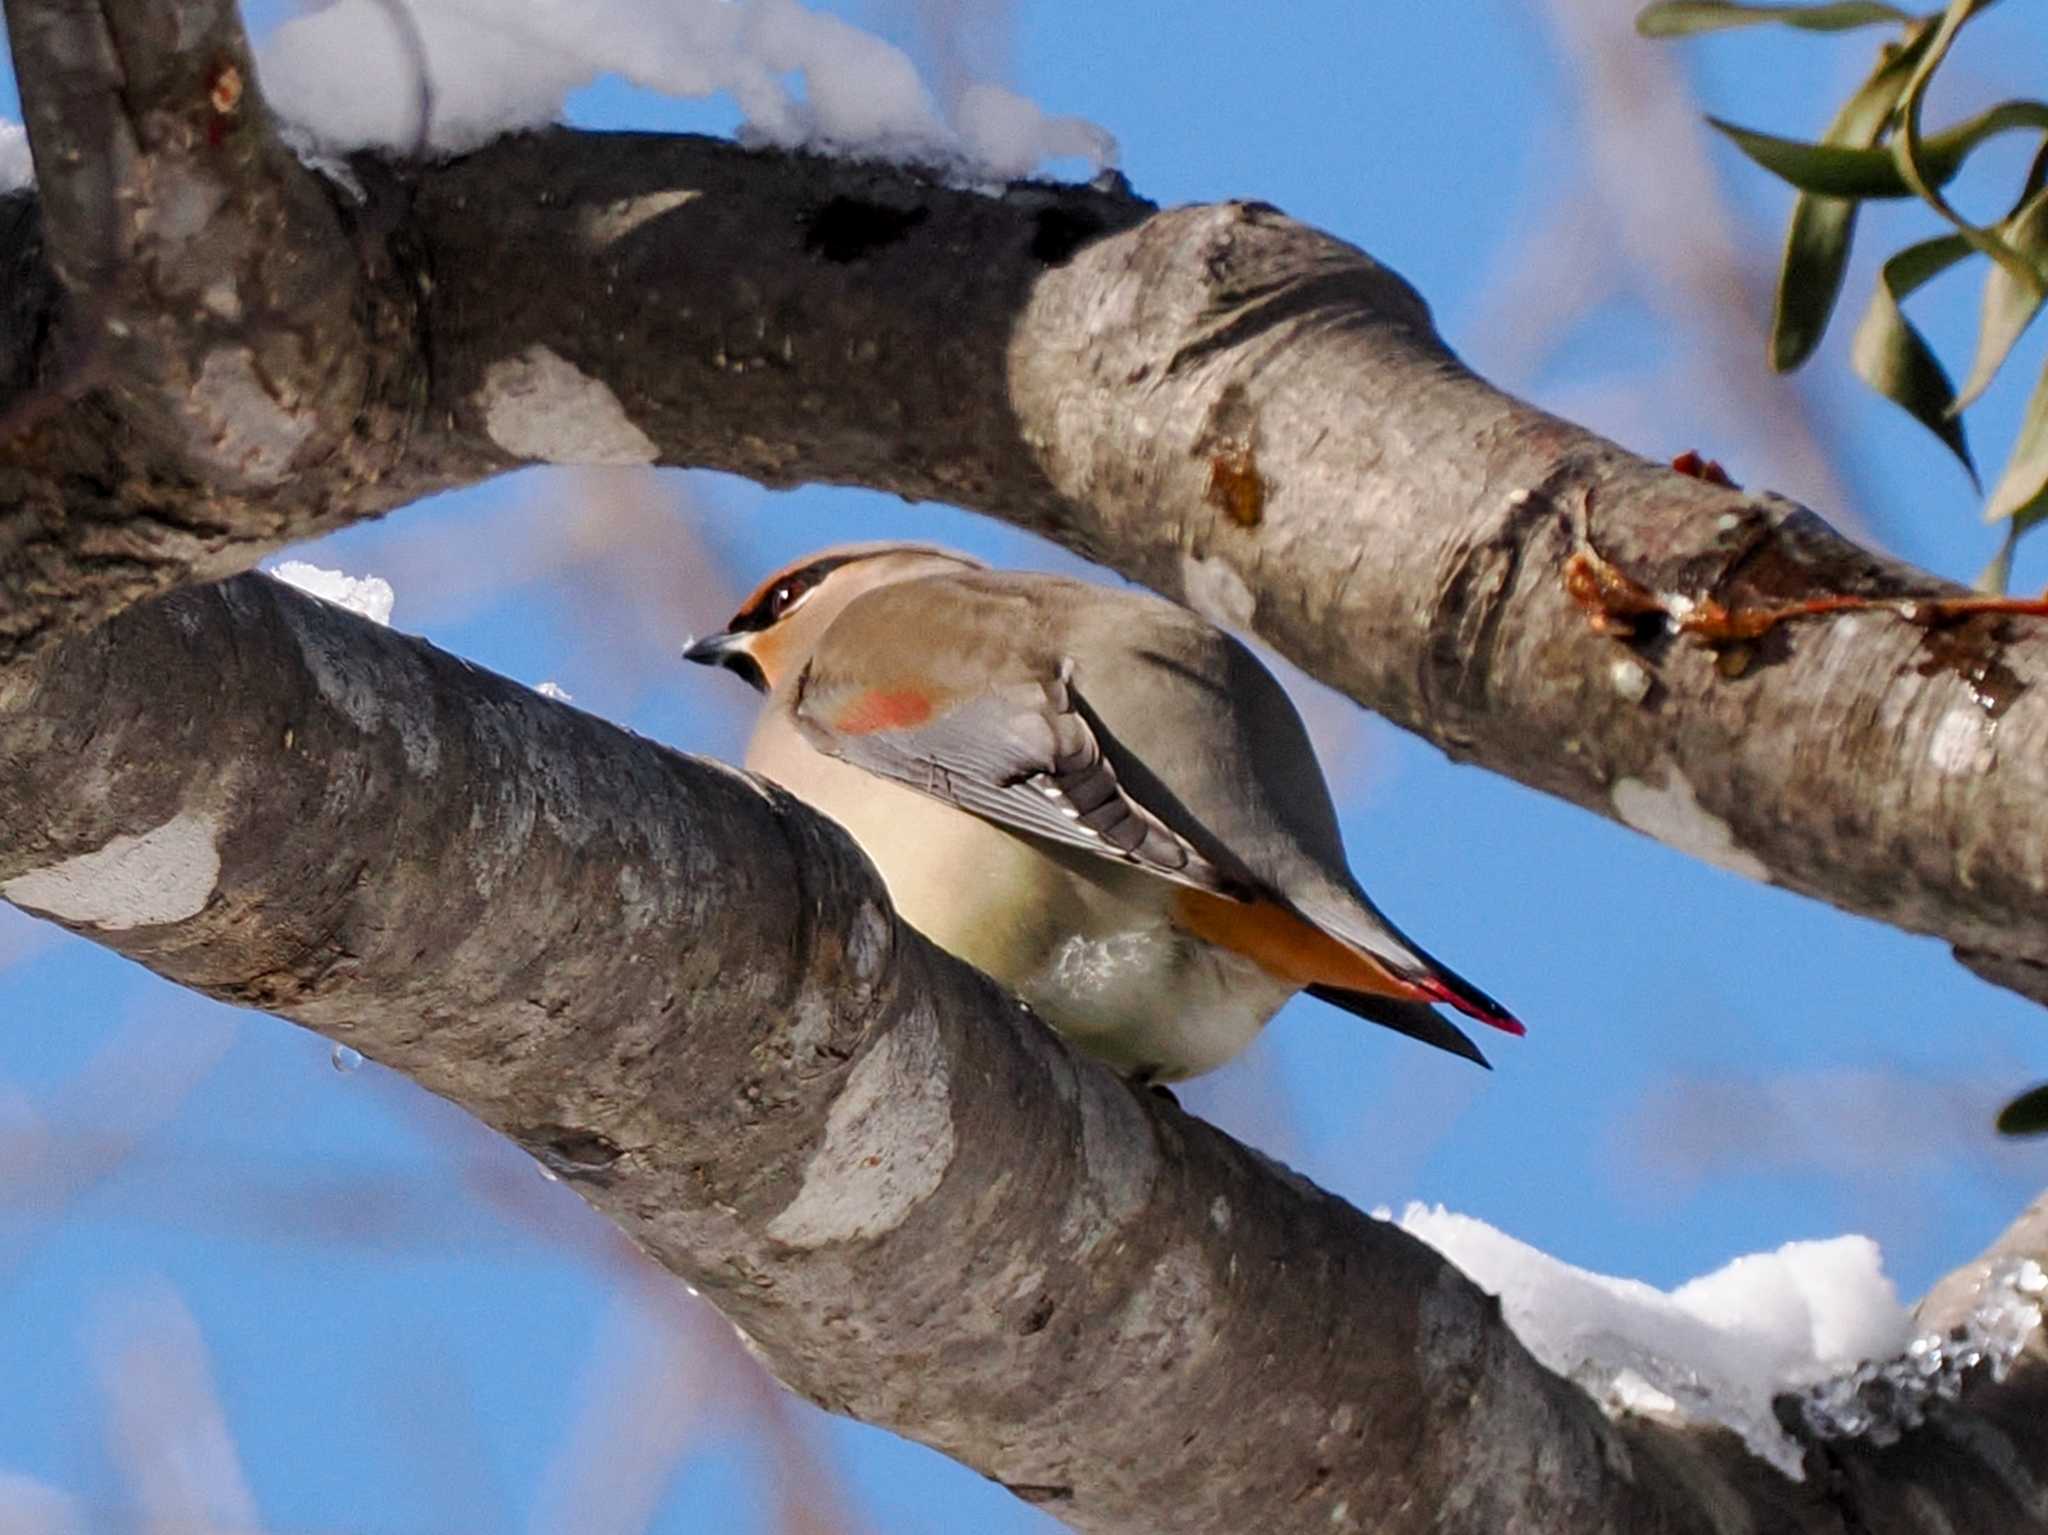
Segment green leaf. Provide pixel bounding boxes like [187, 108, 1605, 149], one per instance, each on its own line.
[1851, 233, 1978, 479]
[1977, 523, 2017, 592]
[1714, 100, 2048, 199]
[1637, 1, 1913, 35]
[1955, 184, 2048, 409]
[1890, 1, 2041, 292]
[1996, 1081, 2048, 1136]
[2009, 490, 2048, 551]
[1985, 356, 2048, 521]
[1768, 22, 1938, 370]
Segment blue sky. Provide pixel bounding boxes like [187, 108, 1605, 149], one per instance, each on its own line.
[3, 3, 2046, 1531]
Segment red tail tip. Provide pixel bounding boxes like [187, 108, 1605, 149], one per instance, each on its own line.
[1412, 976, 1525, 1037]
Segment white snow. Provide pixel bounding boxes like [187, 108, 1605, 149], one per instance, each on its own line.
[270, 561, 396, 626]
[955, 82, 1117, 181]
[534, 680, 574, 702]
[1800, 1255, 2045, 1446]
[1390, 1203, 1913, 1477]
[252, 0, 1115, 178]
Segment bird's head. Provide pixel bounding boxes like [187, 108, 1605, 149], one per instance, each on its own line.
[683, 542, 984, 693]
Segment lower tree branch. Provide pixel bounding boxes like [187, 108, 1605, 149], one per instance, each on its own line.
[0, 575, 2039, 1534]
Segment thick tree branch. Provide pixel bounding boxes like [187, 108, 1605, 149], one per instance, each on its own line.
[0, 576, 2040, 1535]
[0, 116, 2040, 998]
[0, 8, 2042, 1524]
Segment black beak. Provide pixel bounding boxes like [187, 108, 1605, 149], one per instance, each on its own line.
[682, 630, 767, 693]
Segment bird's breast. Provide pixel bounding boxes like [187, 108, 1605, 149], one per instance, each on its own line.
[745, 709, 1293, 1080]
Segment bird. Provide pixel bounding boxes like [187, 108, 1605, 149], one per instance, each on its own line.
[684, 542, 1522, 1083]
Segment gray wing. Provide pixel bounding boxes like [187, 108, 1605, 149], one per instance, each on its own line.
[791, 656, 1233, 894]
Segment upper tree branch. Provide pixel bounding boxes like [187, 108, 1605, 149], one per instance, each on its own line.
[0, 574, 2039, 1535]
[0, 116, 2037, 998]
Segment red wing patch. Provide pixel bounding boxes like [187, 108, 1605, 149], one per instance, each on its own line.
[833, 687, 937, 734]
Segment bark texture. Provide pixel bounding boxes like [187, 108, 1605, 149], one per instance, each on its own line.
[1, 1, 2044, 1531]
[0, 115, 2040, 997]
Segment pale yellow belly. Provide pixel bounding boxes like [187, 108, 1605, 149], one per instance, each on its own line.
[745, 713, 1294, 1080]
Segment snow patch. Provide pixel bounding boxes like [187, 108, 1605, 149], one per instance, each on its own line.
[2, 812, 223, 930]
[612, 864, 659, 933]
[1394, 1203, 1910, 1477]
[955, 83, 1117, 181]
[1800, 1255, 2043, 1446]
[1180, 553, 1257, 628]
[1611, 763, 1770, 882]
[1608, 1368, 1679, 1416]
[479, 346, 659, 466]
[766, 1006, 954, 1247]
[252, 0, 1114, 179]
[534, 680, 574, 702]
[272, 562, 396, 626]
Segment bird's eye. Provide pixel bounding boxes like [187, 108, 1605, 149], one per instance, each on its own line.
[766, 577, 811, 620]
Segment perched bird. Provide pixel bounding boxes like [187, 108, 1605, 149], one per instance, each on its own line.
[685, 543, 1522, 1083]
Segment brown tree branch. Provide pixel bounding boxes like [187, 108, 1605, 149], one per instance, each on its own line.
[0, 574, 2038, 1535]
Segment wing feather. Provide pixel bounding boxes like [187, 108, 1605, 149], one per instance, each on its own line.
[792, 658, 1233, 894]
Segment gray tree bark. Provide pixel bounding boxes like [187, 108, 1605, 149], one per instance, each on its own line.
[4, 575, 2043, 1535]
[1, 1, 2042, 1531]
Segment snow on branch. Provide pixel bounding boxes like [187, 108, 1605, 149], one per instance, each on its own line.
[1399, 1208, 1910, 1477]
[253, 0, 1114, 178]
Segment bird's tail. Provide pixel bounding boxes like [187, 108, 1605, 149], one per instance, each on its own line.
[1285, 889, 1526, 1048]
[1305, 984, 1494, 1068]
